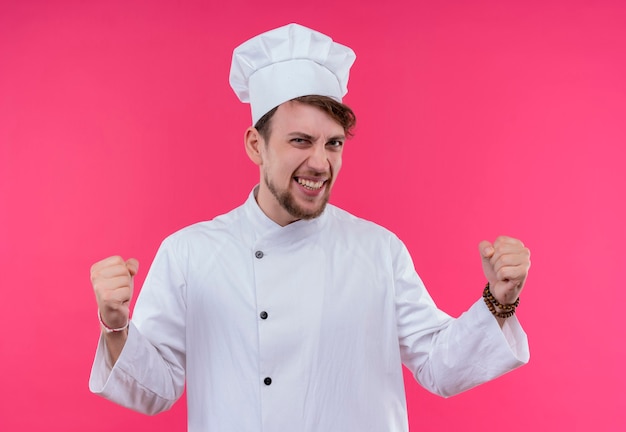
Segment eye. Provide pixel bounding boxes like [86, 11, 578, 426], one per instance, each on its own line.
[326, 140, 344, 149]
[290, 138, 309, 145]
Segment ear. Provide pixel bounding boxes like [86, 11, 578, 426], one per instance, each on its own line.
[244, 127, 264, 166]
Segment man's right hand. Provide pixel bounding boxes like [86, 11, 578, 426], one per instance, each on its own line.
[91, 256, 139, 332]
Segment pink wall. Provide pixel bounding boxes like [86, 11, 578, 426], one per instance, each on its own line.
[1, 0, 625, 430]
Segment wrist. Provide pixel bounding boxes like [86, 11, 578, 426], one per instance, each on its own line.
[98, 310, 130, 333]
[483, 282, 519, 319]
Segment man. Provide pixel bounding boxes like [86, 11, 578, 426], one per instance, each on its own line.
[90, 24, 531, 431]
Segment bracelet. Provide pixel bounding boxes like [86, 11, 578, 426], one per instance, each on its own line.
[483, 283, 520, 319]
[98, 310, 129, 333]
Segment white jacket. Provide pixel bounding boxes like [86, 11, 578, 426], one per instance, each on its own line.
[90, 189, 529, 431]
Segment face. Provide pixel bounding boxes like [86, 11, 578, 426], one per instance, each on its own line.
[245, 101, 345, 226]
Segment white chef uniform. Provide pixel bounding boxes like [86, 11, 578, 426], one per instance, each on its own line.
[90, 188, 529, 431]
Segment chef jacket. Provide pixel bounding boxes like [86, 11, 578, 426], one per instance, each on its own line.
[90, 188, 529, 431]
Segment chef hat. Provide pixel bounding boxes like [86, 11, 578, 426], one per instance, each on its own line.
[229, 23, 356, 125]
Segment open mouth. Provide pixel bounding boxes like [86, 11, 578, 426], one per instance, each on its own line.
[295, 177, 326, 191]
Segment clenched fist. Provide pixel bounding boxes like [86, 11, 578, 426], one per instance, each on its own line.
[91, 256, 139, 332]
[479, 236, 531, 306]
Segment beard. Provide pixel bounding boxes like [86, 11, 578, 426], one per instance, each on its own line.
[264, 172, 331, 221]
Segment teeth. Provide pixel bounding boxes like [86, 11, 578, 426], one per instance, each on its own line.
[297, 178, 325, 190]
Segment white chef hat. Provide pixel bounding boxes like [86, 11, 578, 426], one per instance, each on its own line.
[229, 23, 356, 125]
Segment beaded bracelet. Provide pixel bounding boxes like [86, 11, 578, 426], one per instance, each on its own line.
[483, 283, 520, 319]
[98, 310, 129, 333]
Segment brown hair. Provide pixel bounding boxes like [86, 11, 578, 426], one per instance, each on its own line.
[254, 95, 356, 141]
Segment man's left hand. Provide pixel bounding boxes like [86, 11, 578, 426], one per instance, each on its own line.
[479, 236, 531, 305]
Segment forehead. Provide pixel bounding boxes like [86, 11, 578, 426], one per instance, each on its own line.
[271, 101, 345, 135]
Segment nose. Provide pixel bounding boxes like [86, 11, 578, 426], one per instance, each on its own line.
[307, 143, 329, 173]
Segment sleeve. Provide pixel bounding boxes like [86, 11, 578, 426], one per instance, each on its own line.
[89, 236, 187, 414]
[392, 236, 529, 398]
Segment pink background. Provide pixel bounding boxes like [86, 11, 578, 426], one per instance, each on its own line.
[1, 0, 625, 430]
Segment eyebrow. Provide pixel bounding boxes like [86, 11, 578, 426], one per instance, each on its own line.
[287, 132, 346, 141]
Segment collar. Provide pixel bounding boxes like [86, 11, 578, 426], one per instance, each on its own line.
[241, 185, 328, 249]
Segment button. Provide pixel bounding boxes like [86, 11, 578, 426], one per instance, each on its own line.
[255, 250, 264, 259]
[264, 377, 272, 386]
[260, 311, 268, 320]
